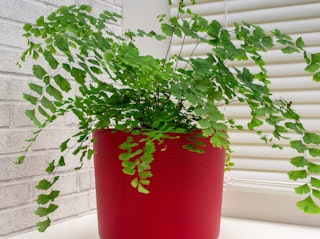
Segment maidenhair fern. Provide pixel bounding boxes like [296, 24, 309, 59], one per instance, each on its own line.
[18, 1, 320, 231]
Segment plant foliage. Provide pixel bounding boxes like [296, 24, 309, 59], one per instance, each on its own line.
[18, 0, 320, 231]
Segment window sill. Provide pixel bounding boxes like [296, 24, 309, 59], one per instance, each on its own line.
[9, 214, 320, 239]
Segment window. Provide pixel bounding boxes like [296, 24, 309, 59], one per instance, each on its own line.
[170, 0, 320, 226]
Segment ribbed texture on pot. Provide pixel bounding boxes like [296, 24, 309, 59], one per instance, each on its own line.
[93, 129, 225, 239]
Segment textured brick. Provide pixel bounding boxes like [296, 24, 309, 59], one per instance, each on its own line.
[0, 130, 33, 154]
[0, 103, 11, 127]
[0, 0, 54, 24]
[0, 154, 50, 181]
[100, 0, 113, 3]
[79, 171, 92, 191]
[63, 111, 79, 126]
[0, 20, 26, 49]
[91, 168, 96, 186]
[39, 0, 76, 7]
[0, 49, 33, 75]
[32, 128, 76, 151]
[0, 183, 32, 209]
[113, 0, 122, 6]
[89, 190, 97, 210]
[51, 193, 90, 221]
[0, 206, 37, 236]
[12, 103, 33, 127]
[0, 77, 28, 101]
[54, 173, 78, 195]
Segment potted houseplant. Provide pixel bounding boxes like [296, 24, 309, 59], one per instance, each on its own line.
[18, 0, 320, 238]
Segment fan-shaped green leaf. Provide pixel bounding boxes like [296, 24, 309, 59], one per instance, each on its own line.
[297, 196, 320, 214]
[33, 65, 47, 80]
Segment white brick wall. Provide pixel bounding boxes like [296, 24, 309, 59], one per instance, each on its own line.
[0, 0, 122, 238]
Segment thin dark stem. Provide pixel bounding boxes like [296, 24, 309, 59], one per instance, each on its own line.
[174, 34, 187, 70]
[184, 34, 208, 70]
[183, 38, 200, 70]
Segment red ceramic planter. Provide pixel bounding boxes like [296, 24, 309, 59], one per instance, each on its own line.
[93, 129, 225, 239]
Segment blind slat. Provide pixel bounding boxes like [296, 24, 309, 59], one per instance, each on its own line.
[226, 104, 320, 118]
[229, 158, 297, 172]
[270, 76, 320, 90]
[229, 119, 319, 132]
[169, 1, 320, 194]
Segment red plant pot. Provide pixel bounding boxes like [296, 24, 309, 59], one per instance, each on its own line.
[93, 129, 225, 239]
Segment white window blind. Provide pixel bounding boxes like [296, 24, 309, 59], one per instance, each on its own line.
[170, 0, 320, 194]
